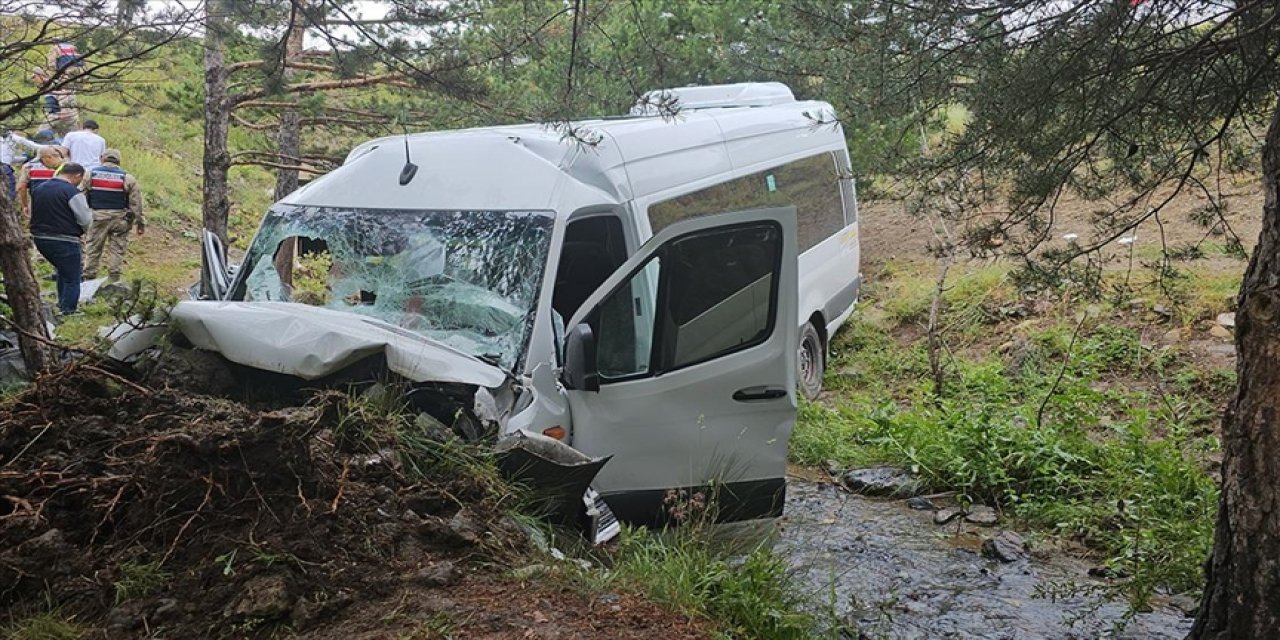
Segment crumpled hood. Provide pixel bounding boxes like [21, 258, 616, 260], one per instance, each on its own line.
[171, 301, 508, 387]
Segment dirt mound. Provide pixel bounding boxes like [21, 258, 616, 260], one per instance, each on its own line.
[0, 366, 708, 638]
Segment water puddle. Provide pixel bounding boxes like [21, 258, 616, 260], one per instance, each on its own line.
[780, 480, 1192, 639]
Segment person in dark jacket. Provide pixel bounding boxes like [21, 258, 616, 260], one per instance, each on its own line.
[30, 163, 92, 314]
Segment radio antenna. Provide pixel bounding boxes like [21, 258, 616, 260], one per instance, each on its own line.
[398, 123, 418, 186]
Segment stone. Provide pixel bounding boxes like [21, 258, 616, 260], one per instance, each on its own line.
[229, 574, 292, 620]
[1208, 324, 1232, 340]
[414, 412, 454, 443]
[933, 508, 963, 525]
[1168, 594, 1199, 616]
[510, 564, 549, 580]
[964, 505, 1000, 526]
[1207, 344, 1236, 357]
[843, 467, 923, 498]
[414, 560, 462, 587]
[445, 509, 485, 546]
[1216, 312, 1236, 328]
[1159, 328, 1184, 345]
[906, 497, 936, 511]
[982, 531, 1026, 563]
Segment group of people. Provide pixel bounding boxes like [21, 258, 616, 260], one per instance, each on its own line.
[3, 42, 148, 316]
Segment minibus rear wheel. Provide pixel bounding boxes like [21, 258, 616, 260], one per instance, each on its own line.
[798, 323, 825, 400]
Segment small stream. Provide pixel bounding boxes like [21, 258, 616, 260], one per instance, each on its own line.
[779, 480, 1193, 639]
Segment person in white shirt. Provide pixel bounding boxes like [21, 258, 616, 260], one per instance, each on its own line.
[2, 130, 43, 200]
[61, 120, 106, 169]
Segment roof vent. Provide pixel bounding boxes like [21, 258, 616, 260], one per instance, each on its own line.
[630, 82, 796, 116]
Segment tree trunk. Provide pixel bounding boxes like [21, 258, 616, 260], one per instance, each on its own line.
[115, 0, 143, 26]
[0, 186, 50, 375]
[274, 16, 306, 202]
[1187, 101, 1280, 639]
[201, 0, 231, 297]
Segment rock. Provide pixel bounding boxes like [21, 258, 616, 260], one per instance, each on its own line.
[843, 467, 923, 498]
[106, 601, 148, 631]
[228, 574, 292, 620]
[1208, 324, 1232, 340]
[906, 497, 936, 511]
[933, 508, 963, 525]
[510, 564, 549, 580]
[290, 591, 353, 629]
[1088, 565, 1130, 579]
[825, 459, 842, 476]
[414, 560, 462, 587]
[1168, 594, 1199, 616]
[1216, 312, 1236, 328]
[982, 531, 1026, 563]
[1159, 328, 1184, 344]
[1207, 344, 1235, 357]
[1152, 304, 1172, 318]
[414, 412, 454, 443]
[964, 505, 1000, 526]
[151, 598, 180, 624]
[448, 509, 486, 545]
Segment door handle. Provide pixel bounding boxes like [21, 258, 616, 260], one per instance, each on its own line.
[733, 386, 788, 402]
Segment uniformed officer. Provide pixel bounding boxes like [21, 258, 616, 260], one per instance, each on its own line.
[82, 148, 144, 283]
[15, 145, 65, 218]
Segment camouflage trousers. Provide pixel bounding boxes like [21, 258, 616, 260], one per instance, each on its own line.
[83, 209, 132, 281]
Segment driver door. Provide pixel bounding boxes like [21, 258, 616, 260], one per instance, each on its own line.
[563, 207, 798, 525]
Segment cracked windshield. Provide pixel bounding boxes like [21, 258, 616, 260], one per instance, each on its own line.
[235, 205, 553, 370]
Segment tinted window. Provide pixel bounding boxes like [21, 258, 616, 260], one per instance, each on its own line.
[586, 221, 781, 380]
[649, 153, 846, 251]
[662, 224, 780, 369]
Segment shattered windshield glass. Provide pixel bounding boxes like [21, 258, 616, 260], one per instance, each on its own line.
[232, 205, 554, 371]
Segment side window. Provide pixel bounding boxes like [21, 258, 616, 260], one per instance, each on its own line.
[595, 257, 660, 379]
[648, 153, 845, 252]
[586, 221, 781, 382]
[662, 224, 780, 369]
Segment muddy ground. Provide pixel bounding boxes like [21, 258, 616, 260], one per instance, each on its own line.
[0, 365, 709, 639]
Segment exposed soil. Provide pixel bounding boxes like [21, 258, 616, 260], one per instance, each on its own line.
[859, 177, 1264, 272]
[0, 364, 710, 639]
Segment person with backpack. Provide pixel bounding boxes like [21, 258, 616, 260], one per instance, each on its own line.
[82, 149, 144, 284]
[30, 163, 92, 315]
[48, 42, 85, 77]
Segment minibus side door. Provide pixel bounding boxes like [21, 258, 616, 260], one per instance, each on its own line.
[561, 207, 798, 525]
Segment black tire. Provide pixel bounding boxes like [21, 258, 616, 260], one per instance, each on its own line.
[798, 322, 825, 400]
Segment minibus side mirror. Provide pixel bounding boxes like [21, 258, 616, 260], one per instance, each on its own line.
[563, 323, 600, 392]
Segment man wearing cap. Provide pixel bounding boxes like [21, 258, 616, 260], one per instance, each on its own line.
[82, 149, 144, 284]
[62, 119, 105, 168]
[15, 146, 66, 218]
[31, 163, 92, 315]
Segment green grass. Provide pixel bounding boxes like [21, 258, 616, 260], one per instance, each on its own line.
[3, 610, 86, 640]
[585, 526, 820, 640]
[798, 314, 1222, 603]
[113, 560, 170, 604]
